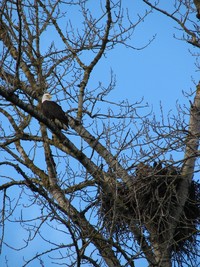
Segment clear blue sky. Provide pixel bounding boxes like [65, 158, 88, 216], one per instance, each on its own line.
[1, 1, 199, 266]
[92, 8, 198, 114]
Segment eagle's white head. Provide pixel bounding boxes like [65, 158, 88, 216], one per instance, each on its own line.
[42, 93, 52, 103]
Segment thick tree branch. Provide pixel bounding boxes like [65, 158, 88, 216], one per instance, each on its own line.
[172, 83, 200, 226]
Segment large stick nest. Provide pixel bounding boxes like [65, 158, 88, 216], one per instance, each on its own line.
[98, 162, 200, 254]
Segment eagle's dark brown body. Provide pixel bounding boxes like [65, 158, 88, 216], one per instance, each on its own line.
[41, 93, 68, 127]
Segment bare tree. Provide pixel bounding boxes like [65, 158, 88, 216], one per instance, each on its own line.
[0, 1, 199, 267]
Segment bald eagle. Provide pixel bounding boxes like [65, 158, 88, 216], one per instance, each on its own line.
[41, 93, 68, 128]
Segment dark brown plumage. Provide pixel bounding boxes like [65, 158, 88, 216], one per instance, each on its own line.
[194, 0, 200, 19]
[41, 93, 68, 127]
